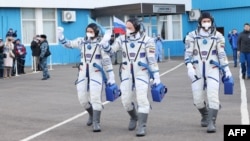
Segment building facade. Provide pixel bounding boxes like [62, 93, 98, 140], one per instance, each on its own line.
[5, 0, 235, 66]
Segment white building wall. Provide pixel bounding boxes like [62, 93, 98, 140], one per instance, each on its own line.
[0, 0, 191, 10]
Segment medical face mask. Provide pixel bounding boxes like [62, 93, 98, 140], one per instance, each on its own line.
[86, 32, 95, 39]
[202, 22, 212, 30]
[126, 29, 133, 36]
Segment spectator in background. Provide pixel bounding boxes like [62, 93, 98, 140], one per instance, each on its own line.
[31, 35, 41, 71]
[228, 29, 239, 67]
[0, 38, 4, 78]
[39, 34, 50, 80]
[155, 34, 163, 63]
[237, 23, 250, 79]
[109, 34, 118, 65]
[3, 37, 15, 78]
[14, 39, 27, 74]
[6, 28, 17, 38]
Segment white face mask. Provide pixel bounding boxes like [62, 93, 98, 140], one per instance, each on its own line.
[126, 29, 133, 36]
[202, 22, 211, 30]
[86, 32, 95, 38]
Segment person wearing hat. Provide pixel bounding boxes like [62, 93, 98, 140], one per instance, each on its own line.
[57, 23, 116, 132]
[101, 18, 163, 137]
[39, 34, 50, 80]
[14, 39, 26, 74]
[184, 12, 232, 133]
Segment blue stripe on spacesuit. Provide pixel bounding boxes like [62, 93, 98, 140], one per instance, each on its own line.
[207, 76, 219, 83]
[90, 79, 102, 85]
[121, 78, 129, 82]
[106, 69, 113, 72]
[136, 78, 148, 84]
[75, 78, 85, 85]
[185, 58, 191, 64]
[202, 62, 207, 90]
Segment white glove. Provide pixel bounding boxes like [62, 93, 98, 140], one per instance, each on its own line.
[187, 63, 197, 81]
[107, 71, 115, 85]
[100, 30, 112, 46]
[153, 72, 161, 85]
[57, 27, 64, 40]
[224, 66, 232, 78]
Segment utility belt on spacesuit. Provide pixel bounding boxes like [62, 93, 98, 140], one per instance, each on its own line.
[93, 63, 121, 102]
[138, 61, 167, 102]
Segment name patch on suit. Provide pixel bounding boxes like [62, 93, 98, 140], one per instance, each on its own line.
[86, 54, 92, 58]
[95, 54, 101, 59]
[212, 50, 217, 55]
[201, 51, 208, 56]
[149, 48, 155, 53]
[140, 52, 146, 58]
[129, 53, 136, 57]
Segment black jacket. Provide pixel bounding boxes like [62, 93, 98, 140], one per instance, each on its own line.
[237, 30, 250, 53]
[31, 40, 41, 56]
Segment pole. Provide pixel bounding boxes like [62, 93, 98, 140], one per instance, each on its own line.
[49, 55, 53, 70]
[168, 48, 170, 61]
[33, 56, 37, 72]
[31, 56, 33, 71]
[15, 60, 19, 76]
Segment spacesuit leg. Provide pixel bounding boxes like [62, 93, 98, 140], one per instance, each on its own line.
[89, 77, 103, 132]
[135, 78, 150, 137]
[121, 79, 134, 111]
[206, 75, 220, 133]
[76, 69, 92, 126]
[191, 78, 206, 109]
[191, 78, 208, 126]
[121, 78, 136, 129]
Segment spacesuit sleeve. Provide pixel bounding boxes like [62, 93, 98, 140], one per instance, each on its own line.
[100, 45, 114, 72]
[216, 32, 229, 66]
[145, 37, 159, 73]
[184, 31, 195, 65]
[110, 36, 123, 53]
[59, 37, 83, 49]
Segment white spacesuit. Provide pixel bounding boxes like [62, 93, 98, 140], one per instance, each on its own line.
[102, 18, 161, 137]
[184, 12, 232, 133]
[57, 23, 115, 132]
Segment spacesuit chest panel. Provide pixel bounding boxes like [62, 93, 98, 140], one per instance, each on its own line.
[194, 37, 217, 61]
[83, 43, 100, 63]
[122, 36, 146, 62]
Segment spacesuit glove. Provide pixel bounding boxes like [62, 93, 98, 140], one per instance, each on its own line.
[224, 66, 232, 78]
[187, 63, 197, 81]
[153, 72, 161, 85]
[57, 27, 64, 40]
[107, 71, 115, 85]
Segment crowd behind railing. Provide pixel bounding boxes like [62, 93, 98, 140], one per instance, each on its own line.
[0, 28, 46, 79]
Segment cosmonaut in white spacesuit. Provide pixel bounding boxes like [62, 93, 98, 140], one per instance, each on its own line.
[184, 12, 232, 133]
[101, 18, 161, 137]
[57, 23, 116, 132]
